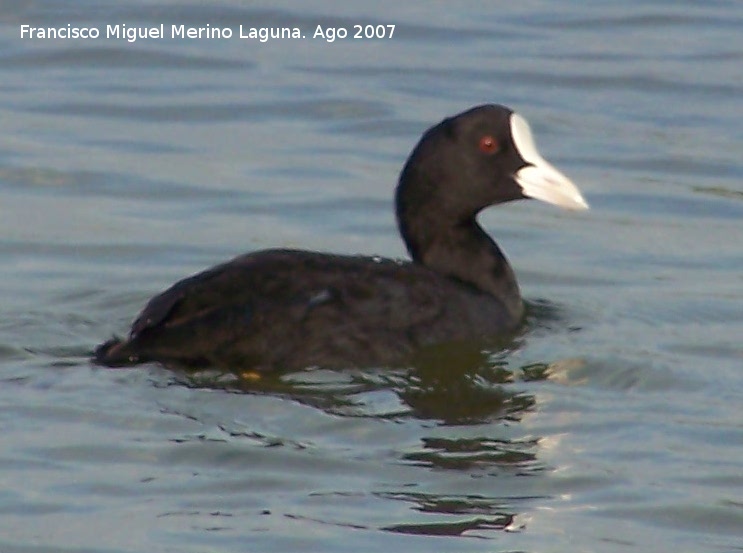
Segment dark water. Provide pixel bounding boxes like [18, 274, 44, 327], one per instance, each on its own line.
[1, 2, 742, 552]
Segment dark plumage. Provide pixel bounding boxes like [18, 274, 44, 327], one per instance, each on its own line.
[95, 104, 588, 371]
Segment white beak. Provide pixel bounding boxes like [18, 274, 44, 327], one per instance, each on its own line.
[511, 113, 589, 210]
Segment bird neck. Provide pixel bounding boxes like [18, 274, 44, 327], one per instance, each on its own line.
[398, 210, 523, 319]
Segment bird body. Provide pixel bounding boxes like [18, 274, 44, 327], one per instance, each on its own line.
[98, 249, 520, 370]
[95, 104, 588, 371]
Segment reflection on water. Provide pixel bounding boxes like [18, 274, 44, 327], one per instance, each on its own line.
[2, 286, 590, 541]
[380, 492, 518, 536]
[403, 434, 540, 474]
[176, 336, 540, 423]
[166, 345, 551, 538]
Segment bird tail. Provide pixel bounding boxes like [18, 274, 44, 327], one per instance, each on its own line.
[93, 336, 141, 367]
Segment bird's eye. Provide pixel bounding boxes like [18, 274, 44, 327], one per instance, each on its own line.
[478, 135, 499, 155]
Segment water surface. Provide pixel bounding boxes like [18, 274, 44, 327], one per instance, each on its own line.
[1, 2, 742, 552]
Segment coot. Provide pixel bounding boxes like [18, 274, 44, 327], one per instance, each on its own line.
[95, 104, 588, 371]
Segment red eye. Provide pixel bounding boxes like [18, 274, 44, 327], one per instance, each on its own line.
[478, 135, 499, 154]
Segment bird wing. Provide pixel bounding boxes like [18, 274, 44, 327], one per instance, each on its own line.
[128, 249, 449, 340]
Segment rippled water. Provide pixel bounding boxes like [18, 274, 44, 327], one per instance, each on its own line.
[1, 2, 742, 552]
